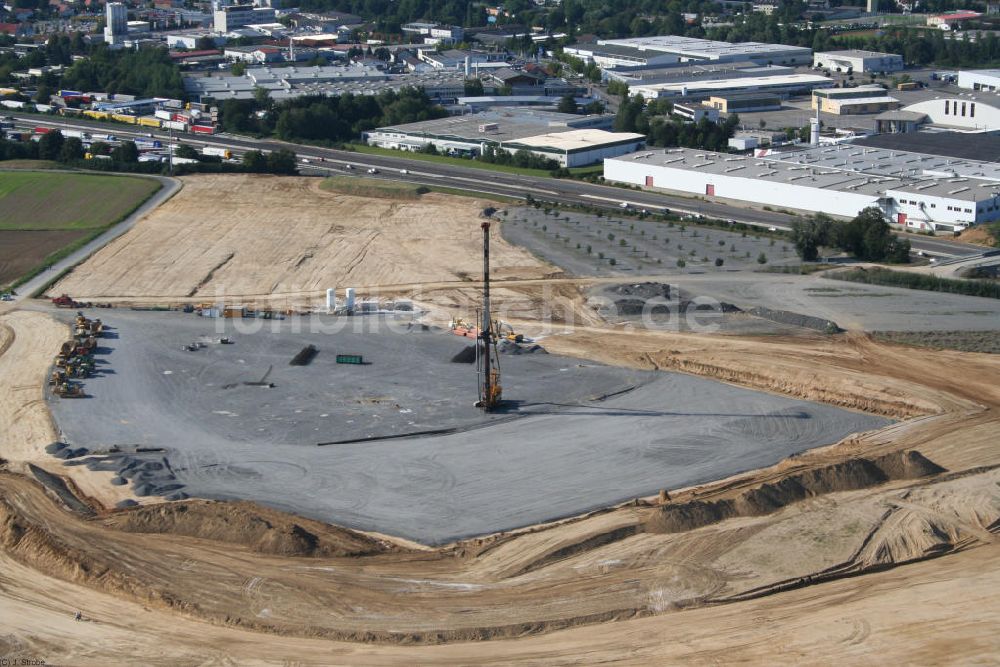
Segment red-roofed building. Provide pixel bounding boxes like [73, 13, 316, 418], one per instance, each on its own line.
[927, 11, 982, 28]
[0, 22, 32, 36]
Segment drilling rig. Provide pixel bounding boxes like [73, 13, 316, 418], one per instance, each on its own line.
[475, 221, 502, 411]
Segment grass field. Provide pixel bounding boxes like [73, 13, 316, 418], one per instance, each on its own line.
[346, 144, 603, 179]
[0, 171, 161, 289]
[320, 175, 514, 203]
[0, 171, 161, 231]
[319, 176, 425, 200]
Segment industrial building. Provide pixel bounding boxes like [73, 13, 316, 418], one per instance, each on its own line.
[891, 97, 1000, 130]
[811, 50, 904, 73]
[672, 102, 719, 122]
[602, 61, 794, 86]
[708, 92, 782, 113]
[213, 4, 275, 32]
[630, 73, 833, 101]
[812, 86, 901, 115]
[103, 2, 127, 46]
[957, 69, 1000, 91]
[568, 36, 812, 67]
[364, 110, 644, 166]
[927, 10, 981, 28]
[562, 43, 683, 69]
[604, 144, 1000, 230]
[873, 110, 928, 134]
[501, 129, 647, 167]
[184, 66, 477, 102]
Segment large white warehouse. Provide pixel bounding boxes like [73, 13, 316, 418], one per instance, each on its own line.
[594, 36, 813, 66]
[629, 73, 833, 101]
[605, 145, 1000, 231]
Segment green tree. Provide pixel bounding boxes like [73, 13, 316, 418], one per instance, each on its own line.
[37, 129, 64, 160]
[231, 61, 247, 76]
[557, 94, 578, 114]
[175, 143, 199, 159]
[464, 78, 484, 96]
[89, 140, 111, 156]
[266, 148, 297, 174]
[242, 149, 268, 171]
[58, 136, 84, 162]
[35, 82, 54, 103]
[790, 213, 833, 261]
[111, 141, 139, 163]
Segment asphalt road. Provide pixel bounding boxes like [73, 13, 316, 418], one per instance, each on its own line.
[10, 114, 987, 259]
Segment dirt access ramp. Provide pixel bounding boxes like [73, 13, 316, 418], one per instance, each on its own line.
[50, 175, 556, 313]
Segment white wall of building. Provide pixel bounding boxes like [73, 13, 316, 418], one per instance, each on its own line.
[535, 140, 647, 167]
[604, 156, 996, 229]
[812, 51, 904, 73]
[901, 98, 1000, 130]
[886, 188, 1000, 228]
[957, 70, 1000, 91]
[604, 158, 877, 217]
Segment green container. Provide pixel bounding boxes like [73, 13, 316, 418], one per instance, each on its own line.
[336, 354, 364, 365]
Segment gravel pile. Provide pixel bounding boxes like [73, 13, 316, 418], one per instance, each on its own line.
[49, 447, 189, 502]
[749, 307, 842, 333]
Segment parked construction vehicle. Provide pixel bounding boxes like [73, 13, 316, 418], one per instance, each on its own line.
[52, 381, 85, 398]
[449, 318, 479, 339]
[52, 294, 84, 308]
[496, 321, 525, 343]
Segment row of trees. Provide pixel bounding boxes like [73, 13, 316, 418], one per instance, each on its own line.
[791, 209, 911, 263]
[0, 131, 297, 176]
[613, 95, 740, 152]
[830, 28, 1000, 69]
[479, 144, 560, 170]
[218, 87, 448, 144]
[60, 47, 185, 100]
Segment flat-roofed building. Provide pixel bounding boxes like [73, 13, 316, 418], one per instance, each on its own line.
[593, 35, 812, 66]
[605, 144, 1000, 231]
[363, 110, 640, 166]
[812, 49, 904, 73]
[957, 68, 1000, 91]
[632, 73, 833, 100]
[812, 85, 899, 114]
[708, 92, 781, 112]
[503, 129, 647, 167]
[672, 102, 719, 122]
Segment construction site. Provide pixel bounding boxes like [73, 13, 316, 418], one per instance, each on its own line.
[1, 174, 999, 664]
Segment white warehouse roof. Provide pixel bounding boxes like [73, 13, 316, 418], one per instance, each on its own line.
[631, 73, 832, 97]
[597, 35, 811, 61]
[506, 129, 646, 152]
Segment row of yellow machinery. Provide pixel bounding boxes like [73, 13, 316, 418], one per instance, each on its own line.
[50, 313, 105, 398]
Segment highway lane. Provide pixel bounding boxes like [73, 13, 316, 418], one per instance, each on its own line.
[11, 114, 987, 259]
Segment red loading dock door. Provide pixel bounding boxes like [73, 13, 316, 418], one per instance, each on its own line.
[706, 184, 715, 196]
[645, 175, 654, 186]
[897, 213, 907, 225]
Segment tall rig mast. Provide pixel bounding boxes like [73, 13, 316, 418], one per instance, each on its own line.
[476, 221, 502, 410]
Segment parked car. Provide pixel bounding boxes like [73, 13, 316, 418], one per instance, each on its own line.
[367, 168, 379, 174]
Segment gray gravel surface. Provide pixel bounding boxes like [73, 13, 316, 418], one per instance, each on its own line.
[47, 311, 891, 544]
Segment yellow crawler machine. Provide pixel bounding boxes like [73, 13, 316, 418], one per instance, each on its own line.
[52, 381, 85, 398]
